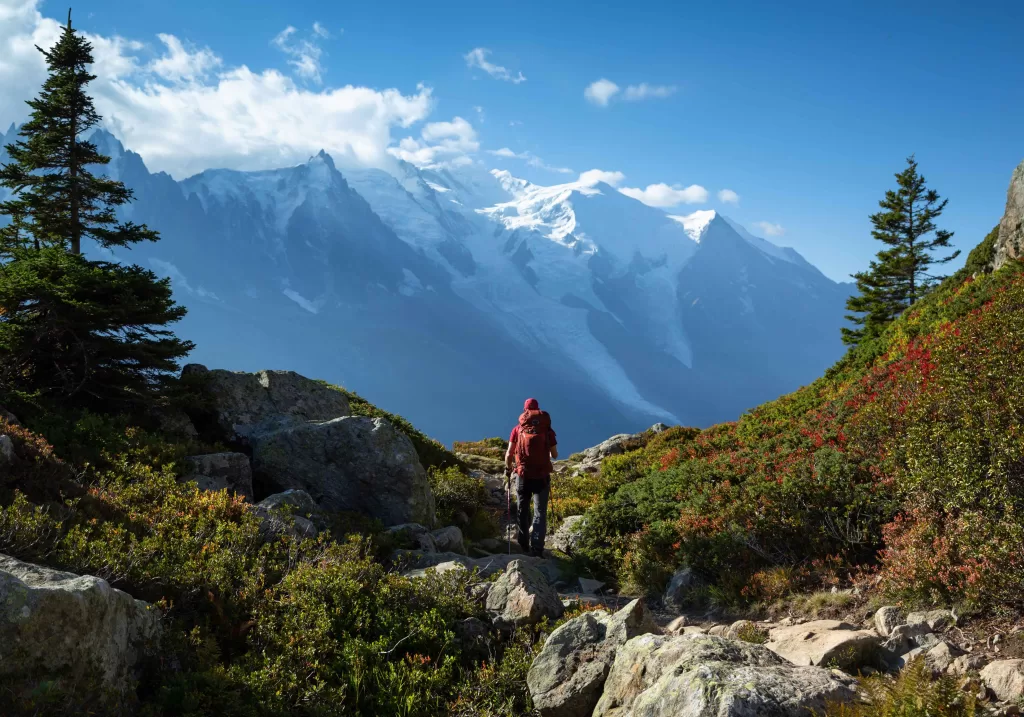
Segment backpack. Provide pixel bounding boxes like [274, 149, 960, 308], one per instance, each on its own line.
[515, 409, 552, 479]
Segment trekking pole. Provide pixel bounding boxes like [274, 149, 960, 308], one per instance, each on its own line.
[506, 470, 512, 556]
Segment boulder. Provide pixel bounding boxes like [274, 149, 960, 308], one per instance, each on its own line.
[486, 559, 564, 629]
[726, 620, 755, 640]
[476, 537, 524, 555]
[881, 622, 935, 655]
[664, 567, 703, 611]
[550, 515, 587, 555]
[402, 561, 467, 580]
[528, 599, 659, 717]
[431, 526, 466, 555]
[386, 523, 438, 552]
[924, 641, 965, 675]
[593, 633, 857, 717]
[252, 416, 435, 527]
[993, 160, 1024, 272]
[578, 578, 605, 595]
[182, 365, 351, 444]
[0, 406, 20, 425]
[874, 606, 903, 637]
[765, 619, 882, 671]
[906, 609, 956, 632]
[0, 434, 14, 467]
[254, 490, 320, 542]
[181, 452, 254, 500]
[982, 660, 1024, 703]
[0, 554, 160, 692]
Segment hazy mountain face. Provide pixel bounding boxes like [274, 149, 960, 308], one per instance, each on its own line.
[5, 128, 853, 451]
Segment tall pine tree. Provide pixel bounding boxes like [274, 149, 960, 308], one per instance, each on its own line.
[843, 156, 960, 346]
[0, 11, 192, 412]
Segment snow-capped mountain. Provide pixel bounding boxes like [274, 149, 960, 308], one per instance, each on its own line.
[10, 128, 853, 450]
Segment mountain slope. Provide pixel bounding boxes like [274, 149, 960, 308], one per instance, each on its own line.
[77, 129, 851, 450]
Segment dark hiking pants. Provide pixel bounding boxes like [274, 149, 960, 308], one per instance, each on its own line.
[515, 474, 550, 553]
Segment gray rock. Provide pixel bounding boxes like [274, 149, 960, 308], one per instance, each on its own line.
[650, 423, 670, 433]
[0, 435, 14, 466]
[550, 515, 587, 555]
[874, 606, 903, 637]
[0, 406, 20, 425]
[181, 452, 254, 500]
[183, 365, 351, 444]
[924, 641, 965, 674]
[949, 653, 987, 676]
[765, 620, 882, 671]
[994, 160, 1024, 271]
[578, 578, 605, 595]
[664, 567, 703, 611]
[982, 660, 1024, 702]
[528, 599, 659, 717]
[881, 622, 934, 655]
[0, 554, 160, 692]
[593, 633, 857, 717]
[486, 559, 564, 629]
[402, 561, 467, 580]
[906, 609, 956, 632]
[475, 537, 524, 555]
[430, 526, 466, 555]
[254, 490, 321, 542]
[386, 523, 438, 552]
[252, 416, 435, 527]
[726, 620, 755, 640]
[156, 409, 198, 440]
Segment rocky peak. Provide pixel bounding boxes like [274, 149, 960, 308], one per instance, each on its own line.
[993, 159, 1024, 271]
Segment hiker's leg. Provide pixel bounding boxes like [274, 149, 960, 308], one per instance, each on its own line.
[530, 480, 550, 553]
[515, 475, 533, 551]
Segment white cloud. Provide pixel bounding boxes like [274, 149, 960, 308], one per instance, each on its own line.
[390, 115, 479, 168]
[717, 188, 740, 205]
[489, 147, 520, 158]
[755, 221, 785, 237]
[578, 168, 625, 187]
[622, 83, 676, 101]
[487, 147, 573, 174]
[584, 78, 620, 107]
[272, 24, 329, 84]
[619, 183, 708, 207]
[149, 34, 220, 83]
[0, 1, 436, 178]
[464, 47, 526, 84]
[586, 78, 676, 106]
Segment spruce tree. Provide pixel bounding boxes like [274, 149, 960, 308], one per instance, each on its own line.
[0, 10, 156, 257]
[843, 156, 960, 346]
[0, 11, 192, 412]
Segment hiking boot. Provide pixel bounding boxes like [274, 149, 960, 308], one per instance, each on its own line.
[529, 547, 545, 558]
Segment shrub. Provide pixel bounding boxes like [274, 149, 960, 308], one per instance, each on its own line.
[826, 658, 978, 716]
[452, 437, 507, 460]
[736, 623, 769, 644]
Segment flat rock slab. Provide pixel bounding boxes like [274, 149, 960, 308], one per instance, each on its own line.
[593, 633, 857, 717]
[766, 619, 881, 671]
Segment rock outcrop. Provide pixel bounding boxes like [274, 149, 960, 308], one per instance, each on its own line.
[993, 160, 1024, 271]
[874, 606, 903, 638]
[663, 566, 703, 611]
[0, 554, 160, 693]
[181, 452, 254, 500]
[252, 415, 435, 526]
[528, 599, 659, 717]
[765, 619, 881, 671]
[182, 365, 351, 444]
[593, 633, 857, 717]
[486, 559, 564, 629]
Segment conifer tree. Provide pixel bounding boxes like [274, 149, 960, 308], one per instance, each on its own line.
[0, 10, 156, 257]
[0, 10, 192, 411]
[843, 156, 960, 346]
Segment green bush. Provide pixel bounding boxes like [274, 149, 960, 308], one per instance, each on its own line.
[452, 437, 507, 460]
[826, 658, 978, 716]
[429, 466, 497, 539]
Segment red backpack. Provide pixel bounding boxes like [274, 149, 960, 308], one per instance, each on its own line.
[515, 409, 552, 479]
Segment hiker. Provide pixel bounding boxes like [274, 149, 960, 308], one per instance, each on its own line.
[505, 398, 558, 557]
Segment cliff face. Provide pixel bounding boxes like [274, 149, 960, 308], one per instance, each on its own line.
[993, 159, 1024, 271]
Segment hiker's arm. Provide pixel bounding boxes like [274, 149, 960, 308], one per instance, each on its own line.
[549, 445, 558, 460]
[505, 444, 514, 471]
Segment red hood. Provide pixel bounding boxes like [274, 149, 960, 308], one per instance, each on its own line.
[523, 398, 539, 411]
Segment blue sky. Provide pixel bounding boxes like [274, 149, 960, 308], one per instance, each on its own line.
[2, 0, 1021, 281]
